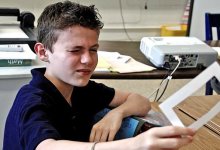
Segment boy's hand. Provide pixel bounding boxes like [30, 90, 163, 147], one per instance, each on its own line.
[89, 110, 123, 142]
[135, 126, 196, 150]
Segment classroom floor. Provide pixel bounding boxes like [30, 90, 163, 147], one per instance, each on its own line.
[94, 79, 207, 102]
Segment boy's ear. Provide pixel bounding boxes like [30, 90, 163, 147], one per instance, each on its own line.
[34, 43, 49, 62]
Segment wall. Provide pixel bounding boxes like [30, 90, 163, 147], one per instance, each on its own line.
[0, 0, 188, 41]
[189, 0, 220, 40]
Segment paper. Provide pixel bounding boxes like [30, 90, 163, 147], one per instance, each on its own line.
[0, 25, 28, 38]
[97, 51, 155, 73]
[0, 44, 36, 60]
[95, 55, 112, 72]
[109, 58, 155, 73]
[159, 61, 220, 130]
[0, 44, 23, 52]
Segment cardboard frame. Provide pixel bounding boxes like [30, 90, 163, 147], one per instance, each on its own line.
[159, 61, 220, 130]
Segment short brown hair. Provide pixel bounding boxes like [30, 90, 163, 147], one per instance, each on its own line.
[37, 0, 104, 51]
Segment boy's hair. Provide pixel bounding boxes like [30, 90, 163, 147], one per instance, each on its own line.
[37, 0, 104, 51]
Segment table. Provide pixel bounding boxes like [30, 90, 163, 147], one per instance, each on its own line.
[151, 95, 220, 150]
[92, 40, 220, 79]
[176, 95, 220, 137]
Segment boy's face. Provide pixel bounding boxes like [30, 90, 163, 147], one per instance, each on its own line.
[45, 26, 99, 87]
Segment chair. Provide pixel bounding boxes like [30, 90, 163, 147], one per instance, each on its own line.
[205, 13, 220, 95]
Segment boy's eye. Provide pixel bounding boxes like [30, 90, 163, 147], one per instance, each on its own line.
[68, 49, 80, 52]
[90, 48, 98, 52]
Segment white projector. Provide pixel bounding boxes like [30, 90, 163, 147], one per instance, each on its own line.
[140, 37, 218, 69]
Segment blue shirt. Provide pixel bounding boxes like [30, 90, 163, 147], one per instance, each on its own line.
[3, 68, 115, 150]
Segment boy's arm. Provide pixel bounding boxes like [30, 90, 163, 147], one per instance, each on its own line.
[109, 90, 151, 117]
[37, 126, 195, 150]
[90, 90, 151, 142]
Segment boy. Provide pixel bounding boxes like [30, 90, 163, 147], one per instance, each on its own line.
[3, 1, 195, 150]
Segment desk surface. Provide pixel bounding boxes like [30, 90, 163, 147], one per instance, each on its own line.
[176, 95, 220, 136]
[151, 95, 220, 150]
[0, 40, 220, 79]
[93, 40, 207, 79]
[94, 40, 220, 79]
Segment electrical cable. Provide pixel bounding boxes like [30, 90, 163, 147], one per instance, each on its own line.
[154, 67, 171, 101]
[148, 56, 182, 102]
[148, 75, 171, 101]
[155, 78, 170, 102]
[156, 58, 181, 102]
[150, 75, 172, 102]
[156, 56, 182, 102]
[119, 0, 133, 41]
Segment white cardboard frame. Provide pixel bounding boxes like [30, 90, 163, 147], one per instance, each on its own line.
[159, 61, 220, 130]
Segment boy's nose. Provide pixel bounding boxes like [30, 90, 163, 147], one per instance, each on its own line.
[81, 52, 92, 64]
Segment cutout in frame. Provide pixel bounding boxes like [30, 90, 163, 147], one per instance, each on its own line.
[159, 61, 220, 130]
